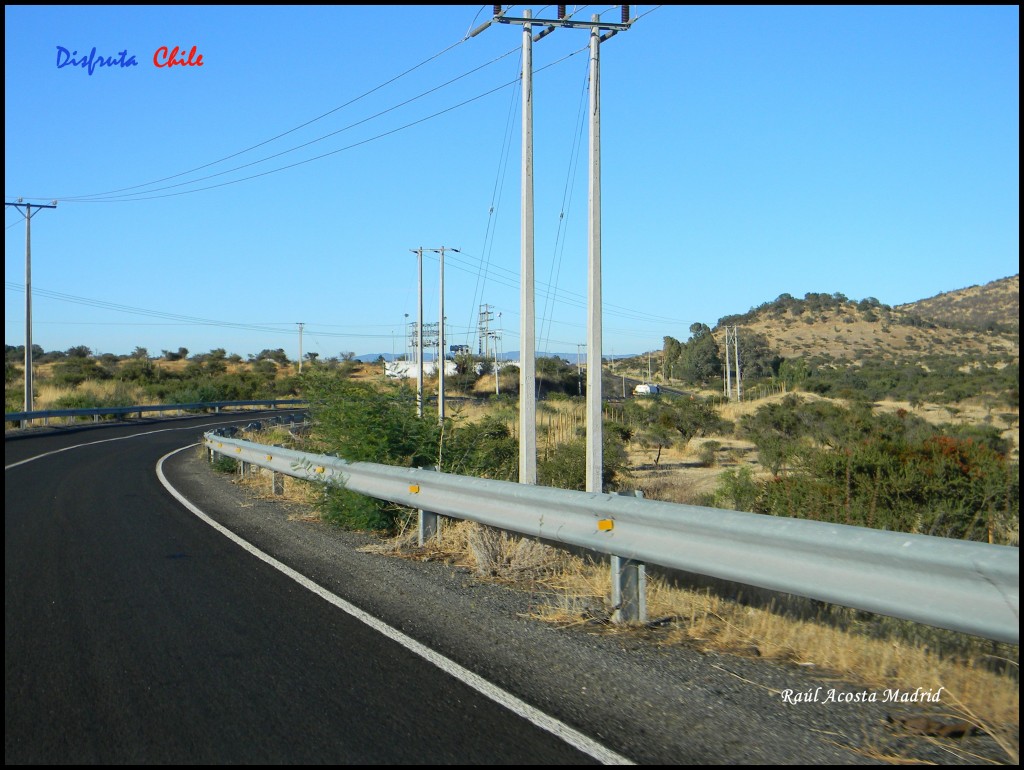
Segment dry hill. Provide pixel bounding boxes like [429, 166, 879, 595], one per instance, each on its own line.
[717, 276, 1019, 367]
[898, 274, 1019, 332]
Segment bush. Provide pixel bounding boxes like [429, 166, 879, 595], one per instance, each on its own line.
[302, 371, 440, 533]
[698, 440, 721, 467]
[303, 372, 439, 467]
[51, 357, 111, 387]
[318, 485, 398, 531]
[710, 466, 759, 512]
[442, 415, 518, 480]
[53, 392, 104, 410]
[211, 455, 238, 474]
[538, 432, 628, 492]
[740, 397, 1019, 543]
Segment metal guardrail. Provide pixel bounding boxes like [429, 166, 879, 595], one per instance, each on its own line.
[205, 432, 1019, 644]
[5, 399, 307, 426]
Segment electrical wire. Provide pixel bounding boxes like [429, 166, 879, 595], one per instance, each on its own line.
[50, 24, 479, 203]
[58, 46, 521, 203]
[61, 48, 588, 203]
[465, 50, 522, 351]
[538, 55, 589, 355]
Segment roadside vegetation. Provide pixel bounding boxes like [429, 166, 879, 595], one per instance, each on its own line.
[5, 344, 304, 416]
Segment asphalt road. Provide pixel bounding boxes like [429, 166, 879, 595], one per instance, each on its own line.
[5, 414, 605, 764]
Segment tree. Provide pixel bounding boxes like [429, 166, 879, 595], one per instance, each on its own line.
[65, 345, 92, 359]
[662, 336, 682, 381]
[675, 323, 722, 385]
[52, 356, 111, 387]
[739, 395, 807, 475]
[119, 357, 158, 383]
[734, 330, 780, 380]
[626, 396, 723, 466]
[254, 348, 289, 365]
[778, 358, 810, 389]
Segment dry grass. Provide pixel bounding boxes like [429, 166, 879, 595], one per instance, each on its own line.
[33, 380, 150, 410]
[367, 518, 1019, 758]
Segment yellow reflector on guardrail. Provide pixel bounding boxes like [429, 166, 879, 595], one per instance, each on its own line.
[597, 519, 614, 531]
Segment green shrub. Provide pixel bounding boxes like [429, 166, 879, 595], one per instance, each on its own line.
[211, 455, 238, 473]
[698, 440, 721, 467]
[538, 432, 628, 492]
[710, 466, 760, 512]
[52, 357, 111, 387]
[442, 415, 518, 480]
[53, 392, 104, 410]
[302, 371, 440, 533]
[318, 485, 397, 531]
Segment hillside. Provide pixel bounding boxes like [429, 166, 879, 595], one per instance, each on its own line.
[898, 274, 1019, 332]
[716, 277, 1019, 367]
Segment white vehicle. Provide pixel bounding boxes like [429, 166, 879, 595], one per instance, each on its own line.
[633, 383, 660, 396]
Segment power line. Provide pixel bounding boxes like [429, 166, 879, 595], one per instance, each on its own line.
[58, 46, 521, 203]
[45, 26, 479, 203]
[3, 282, 473, 341]
[437, 247, 693, 325]
[53, 48, 586, 203]
[539, 54, 590, 354]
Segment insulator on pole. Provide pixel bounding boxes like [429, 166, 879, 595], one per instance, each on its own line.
[493, 5, 502, 17]
[621, 5, 630, 23]
[558, 5, 566, 18]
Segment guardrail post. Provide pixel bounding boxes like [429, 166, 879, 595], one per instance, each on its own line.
[418, 509, 439, 545]
[272, 471, 285, 496]
[610, 555, 646, 623]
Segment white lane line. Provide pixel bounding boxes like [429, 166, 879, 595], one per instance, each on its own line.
[156, 443, 634, 766]
[5, 417, 263, 470]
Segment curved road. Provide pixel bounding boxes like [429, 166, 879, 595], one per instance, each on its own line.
[5, 414, 612, 764]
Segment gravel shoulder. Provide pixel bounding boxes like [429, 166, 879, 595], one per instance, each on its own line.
[165, 447, 1006, 765]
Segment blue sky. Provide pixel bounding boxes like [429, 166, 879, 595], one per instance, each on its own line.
[5, 5, 1019, 361]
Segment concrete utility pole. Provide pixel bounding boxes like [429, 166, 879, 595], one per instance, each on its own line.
[478, 6, 632, 489]
[296, 322, 305, 373]
[5, 199, 56, 417]
[410, 248, 424, 418]
[724, 326, 732, 400]
[585, 12, 604, 497]
[482, 6, 639, 621]
[428, 247, 459, 424]
[519, 8, 538, 485]
[733, 325, 742, 402]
